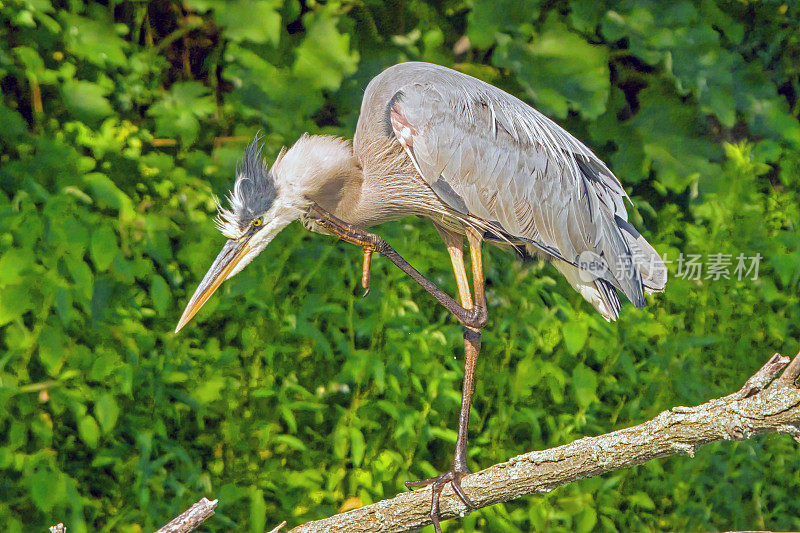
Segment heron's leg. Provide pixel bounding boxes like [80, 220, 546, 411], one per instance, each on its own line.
[405, 229, 486, 533]
[457, 227, 486, 479]
[434, 225, 473, 309]
[466, 228, 486, 309]
[306, 203, 487, 329]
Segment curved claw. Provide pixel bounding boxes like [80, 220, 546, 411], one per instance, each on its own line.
[360, 248, 373, 297]
[405, 468, 474, 533]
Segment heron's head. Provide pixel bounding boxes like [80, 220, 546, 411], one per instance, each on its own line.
[175, 133, 356, 333]
[174, 136, 301, 333]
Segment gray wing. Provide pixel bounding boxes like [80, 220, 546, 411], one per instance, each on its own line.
[379, 64, 665, 317]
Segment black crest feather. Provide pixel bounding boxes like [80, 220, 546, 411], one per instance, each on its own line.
[215, 133, 278, 238]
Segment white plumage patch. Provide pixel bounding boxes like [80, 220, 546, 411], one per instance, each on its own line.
[389, 102, 429, 184]
[213, 177, 248, 240]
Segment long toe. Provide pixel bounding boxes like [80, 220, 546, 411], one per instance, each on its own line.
[405, 475, 439, 489]
[450, 471, 475, 509]
[430, 482, 445, 533]
[405, 467, 473, 531]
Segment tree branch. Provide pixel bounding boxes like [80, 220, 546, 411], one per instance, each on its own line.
[155, 497, 218, 533]
[289, 350, 800, 533]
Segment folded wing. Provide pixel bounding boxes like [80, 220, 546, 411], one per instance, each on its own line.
[384, 65, 665, 320]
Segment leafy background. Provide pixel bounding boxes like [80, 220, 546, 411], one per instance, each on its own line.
[1, 0, 799, 531]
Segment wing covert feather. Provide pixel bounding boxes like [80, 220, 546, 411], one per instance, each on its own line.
[378, 63, 658, 311]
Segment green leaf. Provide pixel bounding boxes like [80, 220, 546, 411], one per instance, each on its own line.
[293, 10, 359, 91]
[494, 18, 610, 119]
[65, 256, 94, 303]
[62, 216, 90, 252]
[273, 434, 308, 451]
[90, 224, 118, 272]
[38, 325, 66, 375]
[78, 415, 100, 448]
[61, 80, 114, 123]
[350, 427, 365, 467]
[630, 491, 656, 510]
[147, 82, 216, 145]
[90, 352, 119, 381]
[562, 320, 588, 355]
[249, 488, 267, 533]
[575, 507, 598, 533]
[54, 287, 73, 326]
[150, 275, 170, 315]
[280, 404, 298, 433]
[0, 247, 33, 287]
[223, 43, 323, 135]
[61, 13, 128, 67]
[214, 0, 282, 45]
[633, 84, 719, 192]
[29, 468, 66, 513]
[193, 376, 226, 404]
[511, 356, 541, 400]
[83, 173, 134, 217]
[467, 0, 541, 49]
[571, 363, 598, 408]
[0, 284, 33, 325]
[0, 103, 28, 141]
[95, 393, 120, 433]
[12, 45, 45, 76]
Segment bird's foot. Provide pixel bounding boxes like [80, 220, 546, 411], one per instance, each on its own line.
[306, 202, 381, 251]
[405, 465, 474, 533]
[306, 202, 381, 297]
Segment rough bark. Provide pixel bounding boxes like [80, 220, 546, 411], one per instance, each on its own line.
[288, 351, 800, 532]
[154, 497, 218, 533]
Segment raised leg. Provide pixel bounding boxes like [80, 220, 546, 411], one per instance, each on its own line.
[306, 203, 487, 329]
[307, 202, 488, 532]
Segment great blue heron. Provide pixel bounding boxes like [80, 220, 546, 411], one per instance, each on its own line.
[175, 62, 666, 531]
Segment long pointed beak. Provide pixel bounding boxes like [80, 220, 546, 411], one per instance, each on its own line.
[175, 238, 252, 333]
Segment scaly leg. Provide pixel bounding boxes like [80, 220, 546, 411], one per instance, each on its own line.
[406, 227, 485, 532]
[307, 203, 488, 532]
[306, 203, 487, 329]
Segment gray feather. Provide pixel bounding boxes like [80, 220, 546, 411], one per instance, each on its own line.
[235, 136, 278, 229]
[361, 62, 664, 316]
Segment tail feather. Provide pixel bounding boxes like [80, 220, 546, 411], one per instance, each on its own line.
[553, 261, 621, 321]
[544, 215, 665, 320]
[615, 215, 667, 293]
[595, 278, 621, 320]
[597, 214, 647, 308]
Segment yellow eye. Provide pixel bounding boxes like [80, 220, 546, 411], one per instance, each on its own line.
[252, 218, 262, 227]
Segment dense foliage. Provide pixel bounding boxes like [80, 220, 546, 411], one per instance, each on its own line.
[1, 0, 799, 531]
